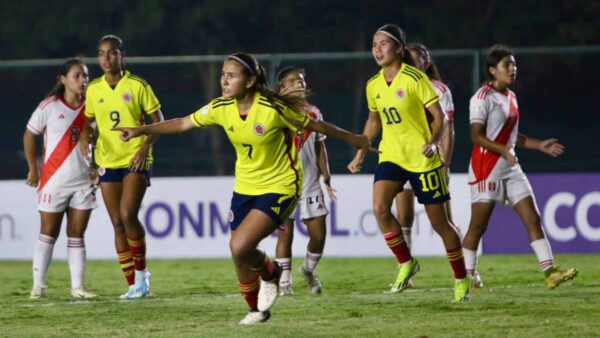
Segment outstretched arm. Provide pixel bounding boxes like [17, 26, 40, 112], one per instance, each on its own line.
[517, 133, 564, 157]
[114, 115, 196, 141]
[347, 110, 381, 173]
[305, 119, 377, 156]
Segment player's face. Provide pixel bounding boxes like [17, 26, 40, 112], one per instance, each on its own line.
[490, 55, 517, 86]
[278, 71, 306, 98]
[221, 60, 255, 99]
[97, 41, 123, 74]
[61, 64, 89, 96]
[408, 49, 427, 72]
[372, 33, 402, 67]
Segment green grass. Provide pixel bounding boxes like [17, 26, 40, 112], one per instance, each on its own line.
[0, 255, 598, 337]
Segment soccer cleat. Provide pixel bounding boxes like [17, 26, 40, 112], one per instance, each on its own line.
[145, 269, 152, 291]
[29, 285, 47, 299]
[279, 282, 294, 296]
[452, 276, 471, 303]
[119, 285, 135, 300]
[257, 263, 281, 312]
[239, 310, 271, 325]
[298, 265, 322, 295]
[471, 271, 484, 288]
[71, 287, 98, 299]
[390, 259, 420, 293]
[544, 267, 578, 289]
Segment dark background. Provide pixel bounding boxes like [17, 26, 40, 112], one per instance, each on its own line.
[1, 0, 598, 178]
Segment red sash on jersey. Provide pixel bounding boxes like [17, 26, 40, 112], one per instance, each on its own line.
[469, 91, 519, 185]
[293, 110, 318, 151]
[38, 109, 85, 191]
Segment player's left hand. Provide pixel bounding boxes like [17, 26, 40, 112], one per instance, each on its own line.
[129, 146, 149, 172]
[354, 134, 379, 155]
[422, 143, 437, 158]
[325, 183, 338, 200]
[540, 138, 565, 157]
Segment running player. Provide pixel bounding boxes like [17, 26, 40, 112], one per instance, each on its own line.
[348, 24, 470, 303]
[462, 44, 577, 288]
[80, 35, 163, 299]
[114, 53, 375, 324]
[274, 67, 336, 296]
[24, 58, 97, 299]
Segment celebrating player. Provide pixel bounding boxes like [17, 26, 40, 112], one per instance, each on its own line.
[80, 35, 163, 299]
[462, 44, 577, 288]
[274, 67, 336, 296]
[24, 58, 97, 299]
[348, 24, 470, 303]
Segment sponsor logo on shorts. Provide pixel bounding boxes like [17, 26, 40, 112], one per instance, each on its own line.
[98, 167, 106, 176]
[228, 210, 234, 222]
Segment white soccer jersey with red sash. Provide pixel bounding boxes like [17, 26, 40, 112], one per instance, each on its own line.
[293, 104, 326, 197]
[432, 80, 455, 123]
[27, 96, 92, 192]
[468, 83, 524, 190]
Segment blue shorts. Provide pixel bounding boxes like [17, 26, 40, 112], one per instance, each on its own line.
[374, 162, 450, 205]
[98, 166, 152, 185]
[229, 192, 298, 231]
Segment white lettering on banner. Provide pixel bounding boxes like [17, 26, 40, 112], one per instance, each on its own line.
[543, 191, 600, 242]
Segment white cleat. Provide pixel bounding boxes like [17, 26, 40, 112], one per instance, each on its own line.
[119, 285, 135, 300]
[472, 271, 484, 288]
[71, 287, 98, 299]
[299, 265, 322, 295]
[144, 269, 152, 291]
[279, 282, 293, 296]
[29, 285, 47, 300]
[258, 279, 279, 311]
[239, 310, 271, 325]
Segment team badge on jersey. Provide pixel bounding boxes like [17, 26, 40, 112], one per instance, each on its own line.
[122, 93, 132, 103]
[253, 123, 265, 136]
[396, 89, 405, 100]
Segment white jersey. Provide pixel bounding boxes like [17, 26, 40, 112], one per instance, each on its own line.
[432, 80, 454, 122]
[294, 104, 326, 197]
[468, 83, 524, 187]
[26, 95, 92, 192]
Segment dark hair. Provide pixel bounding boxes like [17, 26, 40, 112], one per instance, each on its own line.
[227, 53, 305, 113]
[407, 43, 442, 81]
[485, 44, 514, 81]
[98, 34, 126, 70]
[45, 58, 85, 98]
[375, 24, 414, 66]
[275, 66, 307, 93]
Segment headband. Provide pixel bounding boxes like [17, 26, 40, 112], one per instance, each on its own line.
[376, 29, 403, 46]
[228, 55, 258, 76]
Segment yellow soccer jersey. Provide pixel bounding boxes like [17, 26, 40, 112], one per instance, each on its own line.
[190, 93, 310, 196]
[366, 63, 442, 172]
[85, 71, 161, 168]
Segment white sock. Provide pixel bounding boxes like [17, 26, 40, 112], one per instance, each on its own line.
[303, 251, 322, 272]
[401, 227, 412, 250]
[463, 248, 478, 274]
[530, 238, 554, 272]
[33, 234, 56, 288]
[276, 258, 292, 285]
[134, 269, 146, 285]
[67, 237, 86, 289]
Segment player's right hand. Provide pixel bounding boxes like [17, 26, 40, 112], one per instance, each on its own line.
[26, 170, 39, 187]
[113, 127, 141, 142]
[347, 152, 364, 174]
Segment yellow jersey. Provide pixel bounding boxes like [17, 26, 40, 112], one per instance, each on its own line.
[85, 71, 161, 168]
[190, 93, 310, 196]
[366, 63, 442, 172]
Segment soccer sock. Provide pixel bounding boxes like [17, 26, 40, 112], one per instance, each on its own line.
[117, 249, 135, 286]
[303, 251, 322, 273]
[401, 227, 412, 250]
[384, 232, 412, 264]
[32, 234, 56, 288]
[276, 258, 292, 285]
[446, 246, 467, 280]
[67, 237, 86, 289]
[239, 276, 260, 311]
[127, 237, 147, 271]
[530, 238, 554, 272]
[250, 252, 278, 281]
[463, 248, 478, 275]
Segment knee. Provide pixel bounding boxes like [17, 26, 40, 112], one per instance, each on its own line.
[373, 203, 393, 222]
[119, 208, 138, 226]
[229, 237, 250, 261]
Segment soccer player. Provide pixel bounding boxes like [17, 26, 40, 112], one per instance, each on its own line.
[80, 35, 163, 299]
[24, 58, 97, 299]
[462, 44, 577, 288]
[274, 67, 336, 296]
[113, 52, 375, 324]
[348, 24, 471, 303]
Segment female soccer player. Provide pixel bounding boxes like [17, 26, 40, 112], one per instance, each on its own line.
[81, 35, 163, 299]
[274, 67, 337, 296]
[24, 58, 97, 299]
[348, 24, 470, 303]
[114, 52, 374, 324]
[462, 44, 577, 288]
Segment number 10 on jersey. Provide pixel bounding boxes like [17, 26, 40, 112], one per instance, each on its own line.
[382, 107, 401, 125]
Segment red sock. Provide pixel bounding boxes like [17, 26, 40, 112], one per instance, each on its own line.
[239, 276, 260, 311]
[447, 246, 467, 279]
[250, 253, 277, 281]
[127, 237, 147, 271]
[117, 249, 135, 286]
[384, 232, 412, 264]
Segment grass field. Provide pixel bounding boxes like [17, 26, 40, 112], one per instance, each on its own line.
[0, 254, 598, 337]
